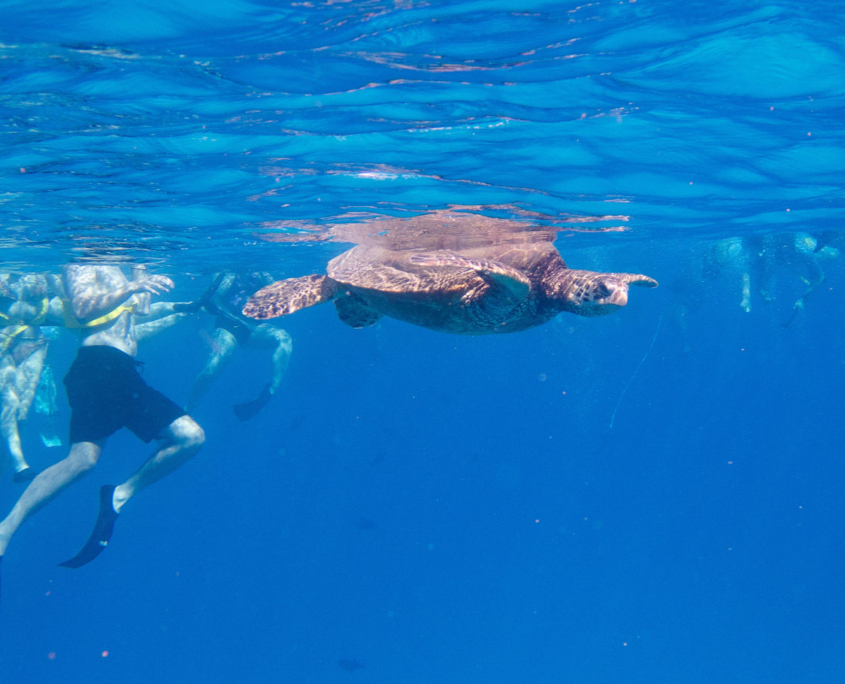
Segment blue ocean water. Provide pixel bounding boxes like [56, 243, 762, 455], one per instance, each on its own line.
[1, 0, 844, 682]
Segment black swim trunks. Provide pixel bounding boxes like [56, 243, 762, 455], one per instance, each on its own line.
[214, 315, 253, 346]
[64, 345, 186, 444]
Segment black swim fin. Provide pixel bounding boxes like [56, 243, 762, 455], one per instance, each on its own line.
[58, 485, 119, 569]
[12, 467, 36, 483]
[233, 383, 273, 421]
[172, 273, 226, 314]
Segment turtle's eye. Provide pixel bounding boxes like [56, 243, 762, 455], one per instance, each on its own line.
[596, 282, 611, 297]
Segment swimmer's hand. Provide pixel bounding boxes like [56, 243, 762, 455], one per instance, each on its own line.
[132, 275, 174, 295]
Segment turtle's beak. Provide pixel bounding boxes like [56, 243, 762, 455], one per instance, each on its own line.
[600, 272, 658, 307]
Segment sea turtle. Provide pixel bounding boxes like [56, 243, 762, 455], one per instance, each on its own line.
[242, 216, 658, 334]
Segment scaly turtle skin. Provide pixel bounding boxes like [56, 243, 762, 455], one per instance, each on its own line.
[242, 238, 657, 335]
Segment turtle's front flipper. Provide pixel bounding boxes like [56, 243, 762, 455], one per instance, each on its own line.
[409, 251, 531, 299]
[243, 275, 340, 319]
[334, 295, 381, 328]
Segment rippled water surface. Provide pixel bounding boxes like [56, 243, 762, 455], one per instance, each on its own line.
[1, 2, 844, 683]
[3, 0, 843, 269]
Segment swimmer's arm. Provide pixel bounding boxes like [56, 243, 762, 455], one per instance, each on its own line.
[134, 302, 188, 324]
[135, 310, 187, 343]
[64, 265, 173, 323]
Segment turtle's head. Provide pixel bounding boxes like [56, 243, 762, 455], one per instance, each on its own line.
[552, 269, 658, 317]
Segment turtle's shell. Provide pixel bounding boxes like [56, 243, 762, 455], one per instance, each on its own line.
[327, 245, 490, 297]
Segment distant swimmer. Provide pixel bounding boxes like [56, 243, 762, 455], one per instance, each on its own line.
[782, 232, 837, 327]
[0, 264, 205, 578]
[0, 273, 66, 482]
[186, 272, 292, 420]
[706, 233, 836, 323]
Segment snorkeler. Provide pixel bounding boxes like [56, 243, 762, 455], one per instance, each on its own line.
[185, 272, 292, 421]
[0, 264, 205, 575]
[705, 233, 835, 323]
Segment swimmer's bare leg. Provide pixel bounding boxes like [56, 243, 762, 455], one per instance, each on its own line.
[232, 325, 292, 421]
[796, 254, 825, 302]
[59, 416, 204, 569]
[0, 360, 31, 479]
[135, 314, 188, 343]
[113, 415, 204, 510]
[15, 344, 47, 421]
[740, 272, 751, 312]
[257, 324, 293, 397]
[1, 390, 24, 472]
[0, 441, 103, 556]
[185, 328, 237, 412]
[784, 261, 825, 329]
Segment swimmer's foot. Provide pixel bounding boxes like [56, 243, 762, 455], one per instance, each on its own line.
[13, 467, 36, 483]
[58, 485, 119, 569]
[40, 431, 63, 448]
[233, 383, 273, 421]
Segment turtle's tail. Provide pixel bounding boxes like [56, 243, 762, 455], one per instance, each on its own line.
[243, 275, 339, 319]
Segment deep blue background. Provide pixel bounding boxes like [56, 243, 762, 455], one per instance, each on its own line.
[1, 1, 844, 682]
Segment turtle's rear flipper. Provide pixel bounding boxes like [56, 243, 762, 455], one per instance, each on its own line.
[334, 295, 381, 328]
[410, 251, 531, 299]
[243, 275, 339, 319]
